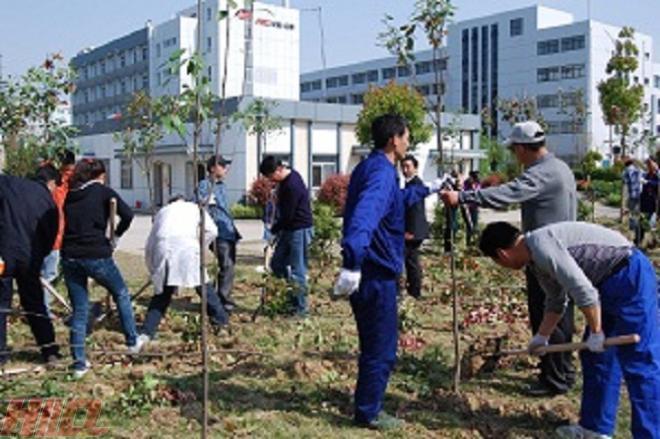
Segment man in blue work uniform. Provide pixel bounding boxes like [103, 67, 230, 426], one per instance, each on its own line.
[334, 114, 443, 430]
[479, 221, 660, 439]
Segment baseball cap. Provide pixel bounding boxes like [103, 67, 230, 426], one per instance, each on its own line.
[504, 121, 546, 147]
[206, 155, 232, 171]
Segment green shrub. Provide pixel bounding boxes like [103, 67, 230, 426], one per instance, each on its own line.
[590, 167, 622, 182]
[577, 198, 593, 221]
[591, 180, 619, 199]
[310, 202, 341, 262]
[230, 203, 263, 219]
[605, 192, 622, 207]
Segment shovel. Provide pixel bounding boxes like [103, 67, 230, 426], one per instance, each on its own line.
[499, 333, 640, 357]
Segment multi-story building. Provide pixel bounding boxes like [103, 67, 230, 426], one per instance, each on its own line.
[301, 5, 660, 164]
[69, 0, 483, 209]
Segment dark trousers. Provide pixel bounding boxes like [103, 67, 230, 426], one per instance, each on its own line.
[142, 283, 228, 338]
[0, 271, 59, 363]
[214, 239, 236, 312]
[350, 266, 398, 423]
[526, 268, 576, 392]
[404, 240, 423, 298]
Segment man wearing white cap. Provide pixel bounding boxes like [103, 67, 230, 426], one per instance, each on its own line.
[441, 120, 578, 397]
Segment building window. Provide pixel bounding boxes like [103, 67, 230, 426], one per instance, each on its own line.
[537, 66, 560, 82]
[206, 7, 212, 21]
[120, 80, 126, 94]
[156, 43, 161, 58]
[100, 61, 106, 74]
[510, 18, 523, 37]
[471, 27, 478, 113]
[644, 77, 650, 86]
[415, 61, 431, 75]
[300, 82, 311, 93]
[491, 23, 499, 137]
[538, 39, 560, 55]
[366, 70, 379, 82]
[207, 37, 212, 51]
[434, 58, 447, 72]
[397, 65, 411, 77]
[461, 28, 469, 111]
[336, 95, 347, 104]
[561, 35, 585, 52]
[142, 74, 149, 89]
[352, 72, 366, 84]
[537, 94, 560, 108]
[157, 72, 162, 86]
[207, 66, 212, 81]
[481, 25, 489, 109]
[132, 49, 138, 64]
[561, 64, 585, 79]
[416, 84, 430, 96]
[312, 156, 338, 188]
[657, 125, 660, 135]
[382, 67, 396, 80]
[351, 94, 364, 104]
[120, 52, 126, 68]
[326, 75, 348, 89]
[120, 160, 133, 189]
[142, 46, 149, 61]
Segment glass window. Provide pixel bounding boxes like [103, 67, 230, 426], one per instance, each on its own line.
[366, 70, 379, 82]
[207, 37, 212, 51]
[300, 82, 311, 93]
[120, 160, 133, 189]
[510, 18, 523, 37]
[120, 52, 126, 68]
[382, 67, 396, 80]
[537, 66, 560, 82]
[156, 43, 161, 58]
[352, 72, 366, 84]
[311, 79, 322, 90]
[206, 7, 212, 21]
[142, 46, 149, 61]
[415, 61, 432, 75]
[312, 156, 337, 188]
[351, 94, 364, 104]
[397, 65, 411, 77]
[538, 39, 559, 55]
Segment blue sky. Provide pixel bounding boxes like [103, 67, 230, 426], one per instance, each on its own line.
[1, 0, 659, 78]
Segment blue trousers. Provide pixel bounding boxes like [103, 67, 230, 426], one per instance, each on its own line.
[580, 249, 660, 438]
[62, 257, 138, 370]
[270, 227, 313, 315]
[350, 267, 398, 423]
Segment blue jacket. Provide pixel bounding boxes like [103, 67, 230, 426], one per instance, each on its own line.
[341, 150, 430, 276]
[197, 179, 239, 242]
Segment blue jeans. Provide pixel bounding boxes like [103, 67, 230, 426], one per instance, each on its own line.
[62, 257, 138, 370]
[270, 227, 313, 315]
[40, 249, 60, 316]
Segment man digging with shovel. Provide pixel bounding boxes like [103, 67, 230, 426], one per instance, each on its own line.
[479, 221, 660, 439]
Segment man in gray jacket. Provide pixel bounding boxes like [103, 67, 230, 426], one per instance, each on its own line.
[441, 121, 577, 396]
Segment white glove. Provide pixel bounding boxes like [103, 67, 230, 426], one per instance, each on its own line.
[208, 193, 217, 206]
[333, 269, 361, 297]
[527, 333, 549, 355]
[586, 331, 605, 353]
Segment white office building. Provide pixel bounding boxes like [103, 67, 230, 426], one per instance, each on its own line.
[301, 5, 660, 164]
[69, 0, 482, 210]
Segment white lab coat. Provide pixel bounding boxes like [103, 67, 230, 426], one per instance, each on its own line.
[145, 200, 218, 294]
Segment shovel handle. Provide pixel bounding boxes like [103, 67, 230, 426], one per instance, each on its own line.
[501, 334, 640, 356]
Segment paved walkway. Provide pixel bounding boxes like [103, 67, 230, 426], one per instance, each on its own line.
[118, 198, 620, 257]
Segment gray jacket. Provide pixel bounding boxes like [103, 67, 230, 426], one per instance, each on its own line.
[525, 222, 633, 314]
[460, 153, 577, 232]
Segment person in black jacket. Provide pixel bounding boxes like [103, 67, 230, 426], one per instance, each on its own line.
[61, 159, 146, 378]
[0, 170, 61, 364]
[401, 155, 429, 299]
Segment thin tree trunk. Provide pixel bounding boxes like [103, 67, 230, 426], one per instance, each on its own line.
[433, 46, 444, 169]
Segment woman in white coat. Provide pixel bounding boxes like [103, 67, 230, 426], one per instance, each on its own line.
[141, 195, 228, 339]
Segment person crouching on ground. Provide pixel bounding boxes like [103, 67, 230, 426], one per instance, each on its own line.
[61, 159, 146, 378]
[479, 221, 660, 439]
[141, 195, 228, 339]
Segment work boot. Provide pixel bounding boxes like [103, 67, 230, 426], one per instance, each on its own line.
[556, 424, 611, 439]
[357, 412, 403, 431]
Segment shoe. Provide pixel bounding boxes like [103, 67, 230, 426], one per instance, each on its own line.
[555, 424, 611, 439]
[72, 360, 92, 379]
[525, 382, 566, 397]
[45, 352, 63, 369]
[128, 334, 150, 354]
[356, 412, 403, 431]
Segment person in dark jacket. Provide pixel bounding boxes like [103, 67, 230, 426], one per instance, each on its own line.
[400, 155, 429, 299]
[0, 170, 60, 364]
[640, 158, 659, 244]
[61, 159, 146, 378]
[259, 156, 313, 316]
[333, 114, 443, 430]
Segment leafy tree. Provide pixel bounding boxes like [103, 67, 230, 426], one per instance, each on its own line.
[231, 98, 282, 171]
[378, 0, 455, 165]
[0, 54, 77, 176]
[356, 82, 432, 149]
[114, 92, 177, 215]
[558, 87, 590, 163]
[597, 27, 644, 157]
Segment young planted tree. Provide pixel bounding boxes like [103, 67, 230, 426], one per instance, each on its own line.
[114, 92, 176, 216]
[356, 82, 432, 149]
[597, 26, 644, 158]
[231, 97, 282, 171]
[0, 54, 77, 176]
[497, 95, 548, 130]
[558, 88, 590, 164]
[378, 0, 455, 166]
